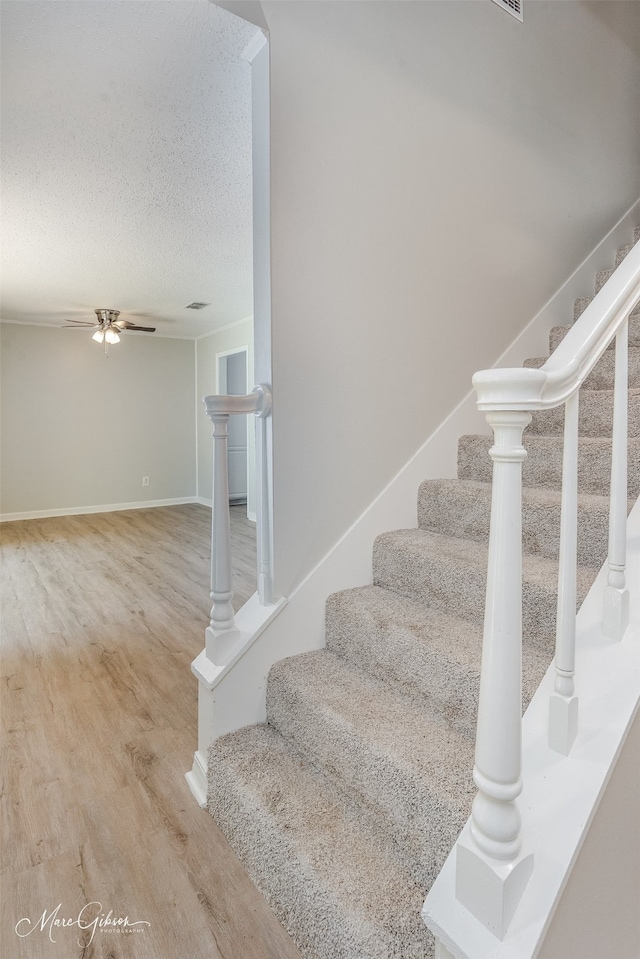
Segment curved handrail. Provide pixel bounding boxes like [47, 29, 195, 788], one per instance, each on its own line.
[204, 383, 272, 418]
[473, 240, 640, 411]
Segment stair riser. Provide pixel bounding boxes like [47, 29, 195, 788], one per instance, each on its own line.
[417, 481, 611, 567]
[550, 315, 640, 352]
[457, 435, 640, 498]
[527, 391, 640, 438]
[266, 663, 473, 887]
[524, 350, 640, 390]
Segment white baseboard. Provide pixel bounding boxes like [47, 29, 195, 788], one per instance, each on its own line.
[194, 496, 212, 508]
[0, 496, 198, 523]
[204, 200, 640, 735]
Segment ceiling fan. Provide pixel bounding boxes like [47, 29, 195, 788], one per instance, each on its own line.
[63, 309, 156, 354]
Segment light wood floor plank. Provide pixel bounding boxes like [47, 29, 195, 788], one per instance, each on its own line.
[1, 505, 302, 959]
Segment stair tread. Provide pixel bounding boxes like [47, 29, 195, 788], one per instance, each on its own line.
[373, 527, 598, 649]
[267, 648, 476, 883]
[325, 584, 550, 727]
[458, 433, 640, 497]
[374, 526, 598, 589]
[208, 723, 435, 959]
[269, 648, 475, 810]
[420, 477, 613, 510]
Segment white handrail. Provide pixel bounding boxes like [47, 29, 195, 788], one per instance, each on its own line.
[473, 240, 640, 412]
[456, 239, 639, 938]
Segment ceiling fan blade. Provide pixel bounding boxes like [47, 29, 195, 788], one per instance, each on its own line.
[62, 320, 96, 327]
[118, 323, 156, 332]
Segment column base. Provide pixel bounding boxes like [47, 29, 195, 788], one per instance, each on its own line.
[548, 692, 579, 756]
[602, 585, 629, 641]
[455, 835, 534, 939]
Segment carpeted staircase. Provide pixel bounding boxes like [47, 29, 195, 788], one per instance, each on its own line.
[208, 228, 640, 959]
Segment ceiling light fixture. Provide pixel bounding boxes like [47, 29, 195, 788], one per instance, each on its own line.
[91, 309, 123, 355]
[62, 308, 157, 355]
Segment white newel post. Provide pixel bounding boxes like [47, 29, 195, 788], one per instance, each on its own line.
[186, 386, 274, 808]
[549, 389, 580, 754]
[208, 410, 235, 633]
[603, 316, 629, 640]
[455, 405, 534, 939]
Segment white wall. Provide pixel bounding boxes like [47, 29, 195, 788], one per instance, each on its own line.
[261, 0, 640, 595]
[0, 323, 196, 516]
[195, 318, 255, 509]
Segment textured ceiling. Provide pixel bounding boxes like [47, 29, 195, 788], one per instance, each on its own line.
[0, 0, 258, 339]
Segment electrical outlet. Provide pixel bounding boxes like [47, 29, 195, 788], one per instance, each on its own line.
[142, 476, 150, 487]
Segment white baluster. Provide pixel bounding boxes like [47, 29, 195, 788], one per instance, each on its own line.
[549, 390, 580, 754]
[456, 409, 533, 939]
[603, 317, 629, 640]
[208, 411, 235, 633]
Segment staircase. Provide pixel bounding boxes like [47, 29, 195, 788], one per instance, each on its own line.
[207, 228, 640, 959]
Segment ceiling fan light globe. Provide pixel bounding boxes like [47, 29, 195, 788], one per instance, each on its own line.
[92, 330, 105, 343]
[105, 328, 120, 344]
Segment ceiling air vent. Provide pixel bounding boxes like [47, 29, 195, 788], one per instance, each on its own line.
[185, 302, 210, 310]
[491, 0, 522, 21]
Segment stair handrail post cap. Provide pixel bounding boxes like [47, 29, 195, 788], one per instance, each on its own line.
[472, 367, 547, 411]
[252, 383, 272, 418]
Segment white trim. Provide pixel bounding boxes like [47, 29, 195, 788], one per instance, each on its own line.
[0, 497, 198, 523]
[0, 319, 198, 341]
[241, 29, 267, 64]
[194, 316, 253, 341]
[185, 752, 208, 808]
[194, 495, 212, 508]
[1, 317, 255, 343]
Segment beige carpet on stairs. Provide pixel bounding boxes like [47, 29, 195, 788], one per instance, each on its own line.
[208, 226, 640, 959]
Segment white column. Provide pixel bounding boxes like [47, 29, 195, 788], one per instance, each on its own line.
[455, 409, 534, 939]
[208, 411, 235, 632]
[549, 390, 580, 754]
[603, 317, 629, 640]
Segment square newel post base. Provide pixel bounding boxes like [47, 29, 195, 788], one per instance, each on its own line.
[455, 835, 534, 940]
[602, 585, 629, 641]
[549, 693, 579, 756]
[205, 624, 241, 666]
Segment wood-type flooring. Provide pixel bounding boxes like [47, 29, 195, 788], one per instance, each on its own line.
[0, 504, 302, 959]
